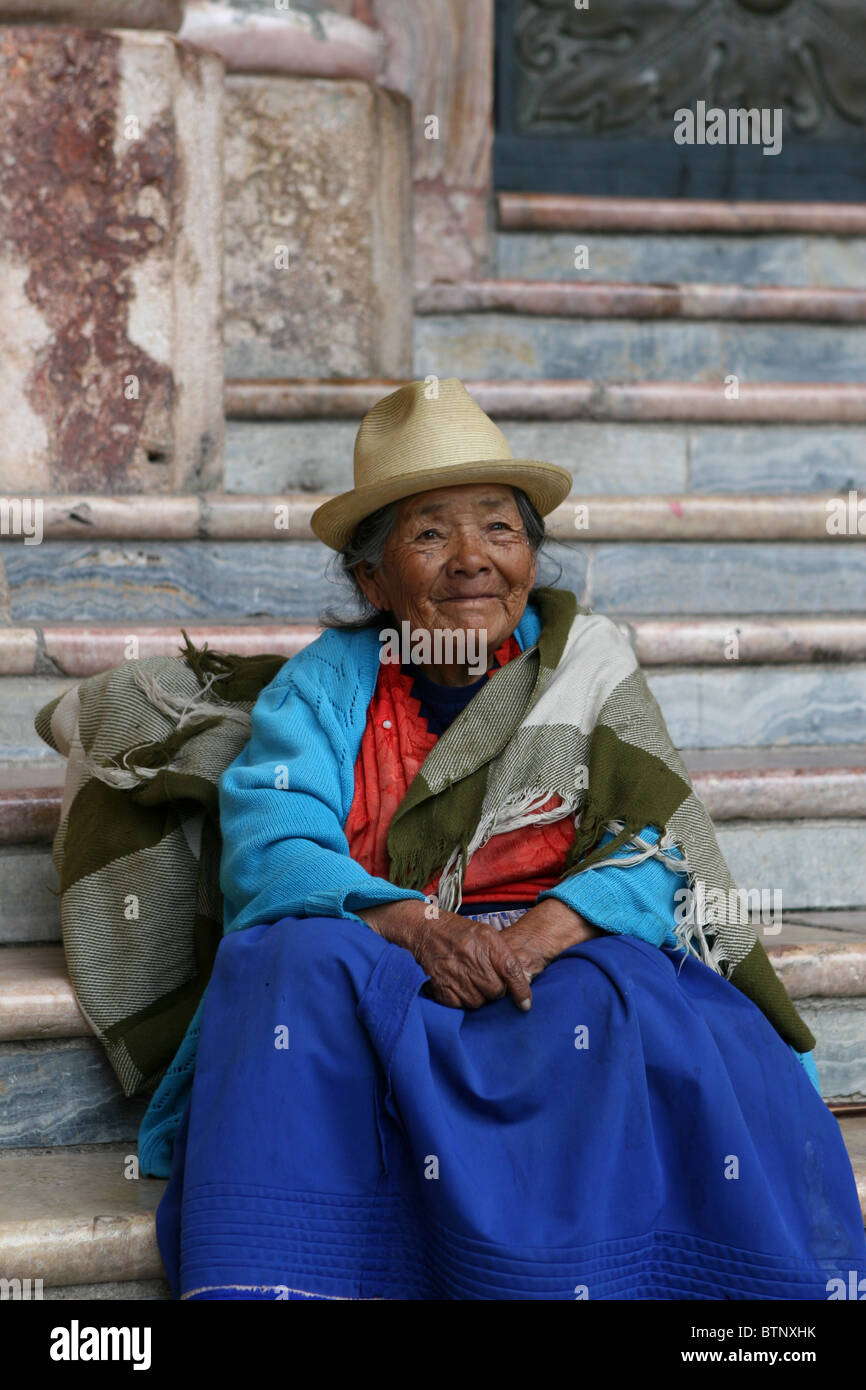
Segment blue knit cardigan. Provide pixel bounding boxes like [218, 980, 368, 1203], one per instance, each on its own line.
[138, 598, 818, 1176]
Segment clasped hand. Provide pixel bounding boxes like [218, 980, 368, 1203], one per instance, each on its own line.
[360, 897, 603, 1012]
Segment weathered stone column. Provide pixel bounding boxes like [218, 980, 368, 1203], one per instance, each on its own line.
[0, 17, 224, 492]
[181, 1, 413, 378]
[330, 0, 495, 284]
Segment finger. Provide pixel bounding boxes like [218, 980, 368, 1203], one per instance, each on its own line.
[491, 944, 533, 1011]
[437, 982, 485, 1010]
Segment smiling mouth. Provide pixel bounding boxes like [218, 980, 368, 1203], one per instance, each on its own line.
[439, 594, 502, 603]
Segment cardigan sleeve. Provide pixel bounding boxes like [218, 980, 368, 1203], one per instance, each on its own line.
[218, 673, 427, 935]
[538, 823, 683, 948]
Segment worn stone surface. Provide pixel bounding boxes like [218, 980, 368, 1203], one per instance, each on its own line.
[4, 490, 850, 542]
[332, 0, 494, 282]
[418, 280, 866, 323]
[0, 1, 183, 25]
[3, 652, 865, 765]
[1, 616, 863, 677]
[0, 674, 70, 761]
[225, 419, 689, 495]
[717, 821, 866, 913]
[689, 426, 866, 493]
[181, 0, 383, 79]
[590, 542, 866, 615]
[223, 75, 412, 378]
[0, 847, 62, 943]
[768, 942, 866, 999]
[4, 540, 865, 625]
[0, 1147, 165, 1284]
[0, 945, 88, 1039]
[796, 998, 866, 1102]
[0, 788, 60, 844]
[45, 1277, 171, 1299]
[496, 231, 866, 289]
[0, 26, 224, 492]
[647, 666, 866, 748]
[413, 314, 866, 383]
[224, 378, 866, 424]
[0, 1039, 148, 1148]
[631, 617, 866, 665]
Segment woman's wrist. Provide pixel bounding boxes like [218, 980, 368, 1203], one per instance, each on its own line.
[520, 897, 602, 954]
[357, 898, 432, 951]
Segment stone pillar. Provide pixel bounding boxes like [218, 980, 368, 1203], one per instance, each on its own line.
[180, 2, 413, 378]
[330, 0, 495, 284]
[0, 19, 224, 493]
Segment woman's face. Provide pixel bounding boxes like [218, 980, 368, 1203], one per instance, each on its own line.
[355, 483, 537, 679]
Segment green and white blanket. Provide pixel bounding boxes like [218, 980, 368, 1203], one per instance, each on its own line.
[35, 591, 814, 1101]
[389, 587, 814, 1052]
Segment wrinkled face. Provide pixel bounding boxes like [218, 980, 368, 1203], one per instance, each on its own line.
[354, 483, 537, 669]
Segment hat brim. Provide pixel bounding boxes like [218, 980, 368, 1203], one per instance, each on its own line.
[310, 458, 573, 551]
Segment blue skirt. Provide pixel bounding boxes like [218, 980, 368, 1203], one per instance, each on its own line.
[155, 916, 866, 1300]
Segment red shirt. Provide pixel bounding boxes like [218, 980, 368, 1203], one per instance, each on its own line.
[344, 637, 575, 904]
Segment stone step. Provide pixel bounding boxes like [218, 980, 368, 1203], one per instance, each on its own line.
[0, 1146, 166, 1288]
[416, 281, 866, 322]
[0, 927, 859, 1147]
[4, 662, 865, 765]
[3, 749, 866, 850]
[0, 924, 862, 1047]
[495, 232, 866, 290]
[413, 314, 866, 384]
[2, 542, 864, 622]
[7, 491, 862, 542]
[224, 418, 866, 497]
[0, 1037, 149, 1149]
[1, 1121, 863, 1291]
[1, 618, 864, 678]
[5, 818, 864, 949]
[496, 194, 866, 236]
[223, 378, 866, 424]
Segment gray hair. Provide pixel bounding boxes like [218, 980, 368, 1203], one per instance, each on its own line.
[320, 486, 547, 630]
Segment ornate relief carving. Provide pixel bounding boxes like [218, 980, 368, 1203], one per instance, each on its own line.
[512, 0, 866, 138]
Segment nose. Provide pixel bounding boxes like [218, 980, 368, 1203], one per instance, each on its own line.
[445, 524, 492, 575]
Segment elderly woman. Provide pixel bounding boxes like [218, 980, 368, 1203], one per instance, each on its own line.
[150, 379, 866, 1301]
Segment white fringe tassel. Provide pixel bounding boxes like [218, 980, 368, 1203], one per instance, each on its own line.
[81, 664, 251, 790]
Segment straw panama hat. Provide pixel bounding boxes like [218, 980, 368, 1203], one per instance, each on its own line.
[310, 378, 573, 551]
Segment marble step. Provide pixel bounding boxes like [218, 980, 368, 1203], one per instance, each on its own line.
[495, 232, 866, 290]
[416, 281, 866, 322]
[3, 749, 866, 852]
[1, 1120, 863, 1292]
[1, 922, 864, 1045]
[224, 418, 866, 497]
[7, 657, 866, 769]
[0, 1034, 149, 1149]
[0, 916, 864, 1149]
[413, 313, 866, 384]
[2, 541, 865, 622]
[1, 618, 865, 678]
[7, 491, 862, 541]
[0, 1146, 166, 1288]
[224, 378, 866, 423]
[0, 800, 861, 950]
[5, 817, 865, 947]
[496, 194, 866, 236]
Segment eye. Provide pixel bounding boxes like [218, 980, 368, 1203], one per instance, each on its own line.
[416, 527, 441, 541]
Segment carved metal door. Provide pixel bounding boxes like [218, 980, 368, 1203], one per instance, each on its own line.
[494, 0, 866, 199]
